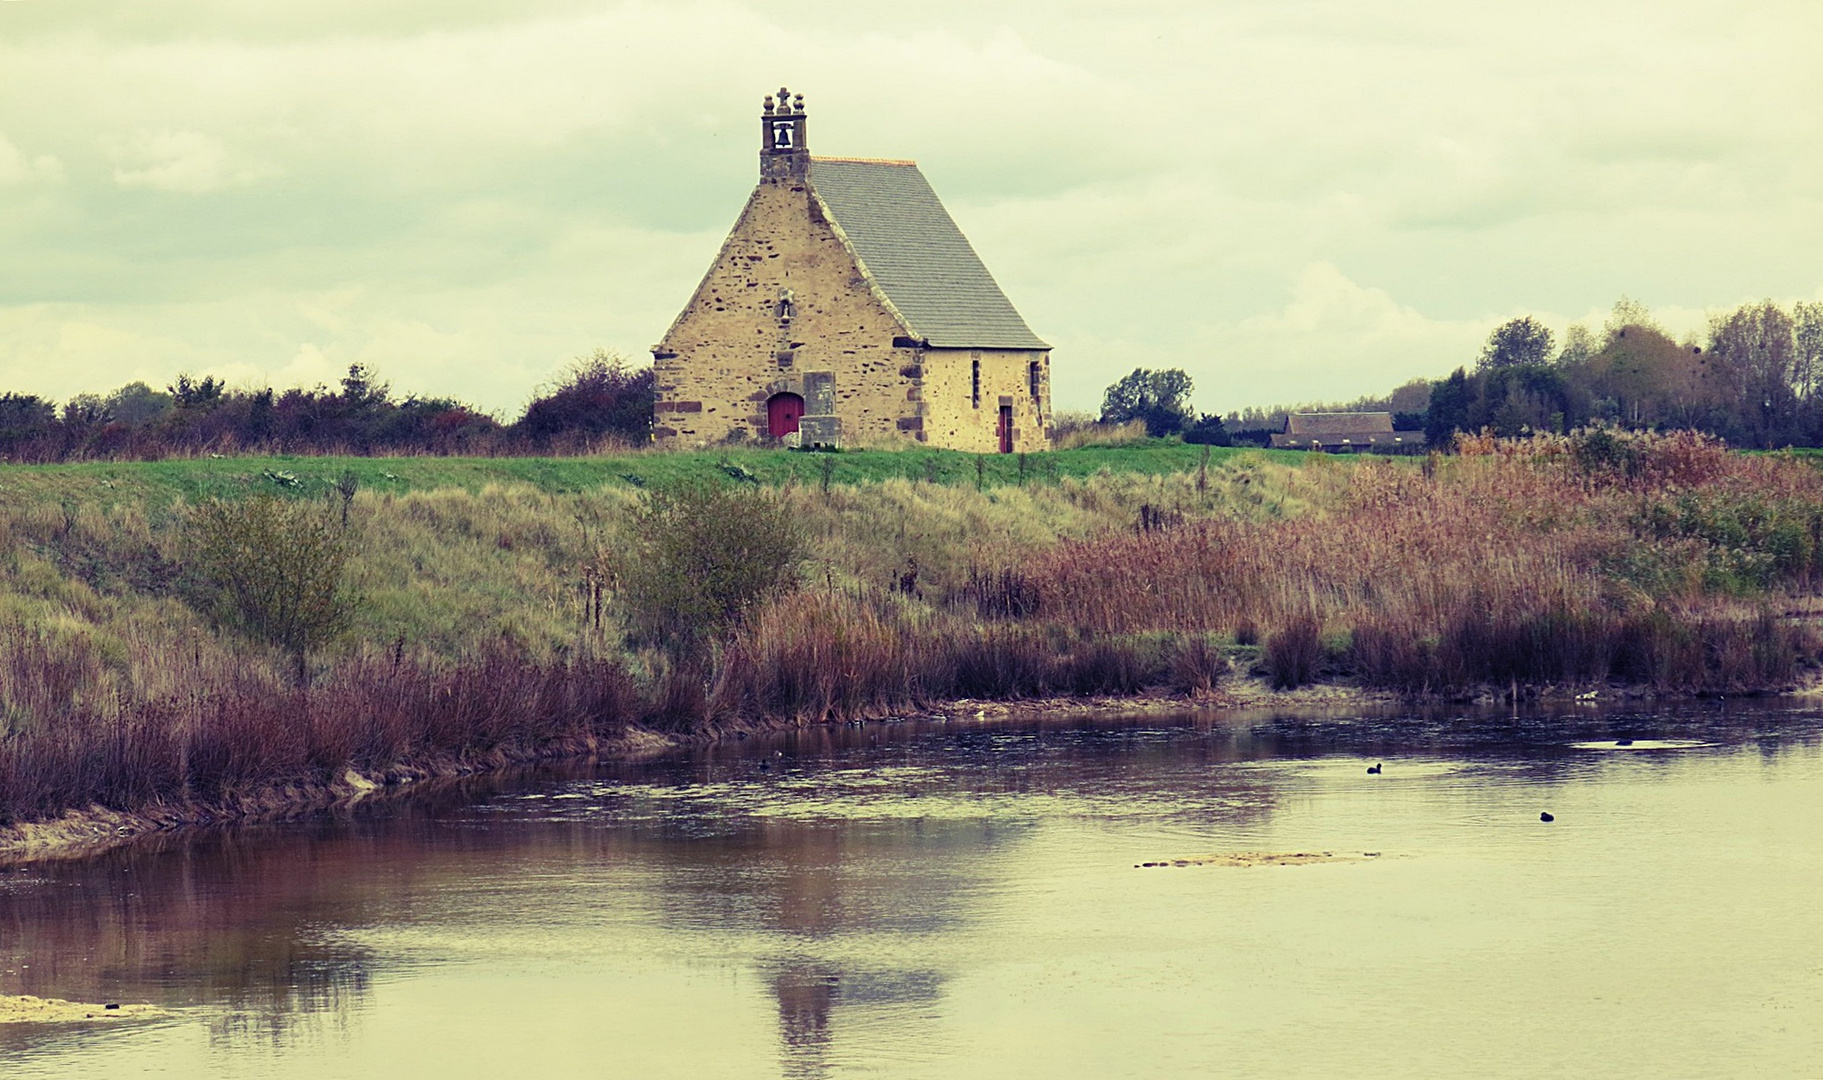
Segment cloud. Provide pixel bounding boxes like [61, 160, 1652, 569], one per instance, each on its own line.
[109, 130, 277, 193]
[1, 0, 1821, 415]
[0, 133, 62, 185]
[1218, 263, 1483, 390]
[1066, 263, 1491, 413]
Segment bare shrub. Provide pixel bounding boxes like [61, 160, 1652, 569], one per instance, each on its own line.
[1057, 633, 1168, 695]
[514, 349, 654, 450]
[960, 565, 1042, 619]
[950, 625, 1055, 698]
[1264, 616, 1323, 689]
[1169, 634, 1230, 696]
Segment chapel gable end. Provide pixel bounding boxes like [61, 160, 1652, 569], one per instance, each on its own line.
[651, 88, 1052, 454]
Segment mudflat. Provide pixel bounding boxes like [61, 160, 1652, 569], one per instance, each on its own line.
[0, 995, 162, 1024]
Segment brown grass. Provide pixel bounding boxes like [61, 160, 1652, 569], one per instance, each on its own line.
[1051, 417, 1149, 450]
[0, 641, 636, 825]
[1021, 432, 1823, 692]
[5, 429, 1822, 829]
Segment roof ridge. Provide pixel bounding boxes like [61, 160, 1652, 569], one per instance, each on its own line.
[811, 155, 918, 167]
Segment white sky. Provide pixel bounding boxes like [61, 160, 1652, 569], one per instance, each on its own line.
[2, 0, 1820, 416]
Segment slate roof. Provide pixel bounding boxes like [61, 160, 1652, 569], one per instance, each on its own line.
[808, 157, 1048, 350]
[1285, 412, 1397, 436]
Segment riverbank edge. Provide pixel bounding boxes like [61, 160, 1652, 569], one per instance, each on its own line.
[4, 672, 1815, 868]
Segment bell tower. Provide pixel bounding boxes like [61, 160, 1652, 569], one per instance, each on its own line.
[760, 86, 808, 182]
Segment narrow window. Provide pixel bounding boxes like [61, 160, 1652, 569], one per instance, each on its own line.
[1028, 361, 1041, 399]
[972, 358, 981, 408]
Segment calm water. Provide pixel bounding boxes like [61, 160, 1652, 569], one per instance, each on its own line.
[4, 702, 1823, 1078]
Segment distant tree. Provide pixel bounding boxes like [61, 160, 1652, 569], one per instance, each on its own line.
[1557, 324, 1599, 369]
[1584, 323, 1716, 429]
[1424, 368, 1473, 447]
[168, 373, 224, 410]
[1708, 300, 1798, 447]
[339, 363, 391, 410]
[1605, 296, 1660, 344]
[1478, 317, 1555, 371]
[1793, 301, 1823, 403]
[516, 350, 655, 446]
[1481, 363, 1582, 436]
[105, 381, 173, 426]
[1224, 405, 1286, 432]
[1385, 378, 1432, 418]
[0, 393, 56, 456]
[1100, 367, 1194, 437]
[1181, 413, 1230, 446]
[61, 393, 110, 427]
[245, 388, 275, 442]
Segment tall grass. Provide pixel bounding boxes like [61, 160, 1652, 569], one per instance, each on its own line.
[1051, 417, 1150, 450]
[4, 429, 1822, 829]
[1022, 431, 1822, 692]
[0, 640, 637, 825]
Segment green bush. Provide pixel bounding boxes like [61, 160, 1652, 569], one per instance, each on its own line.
[1636, 490, 1823, 593]
[187, 495, 358, 683]
[619, 481, 803, 650]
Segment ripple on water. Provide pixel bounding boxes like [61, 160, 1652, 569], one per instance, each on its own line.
[8, 706, 1823, 1078]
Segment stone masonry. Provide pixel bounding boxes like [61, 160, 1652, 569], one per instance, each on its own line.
[652, 88, 1052, 452]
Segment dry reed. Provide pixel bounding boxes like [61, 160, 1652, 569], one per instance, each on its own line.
[6, 429, 1822, 827]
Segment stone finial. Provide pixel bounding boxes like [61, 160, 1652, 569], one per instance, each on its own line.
[760, 85, 808, 179]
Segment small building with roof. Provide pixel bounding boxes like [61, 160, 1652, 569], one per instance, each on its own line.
[651, 88, 1052, 452]
[1270, 412, 1427, 453]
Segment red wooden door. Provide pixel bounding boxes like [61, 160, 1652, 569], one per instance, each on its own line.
[998, 404, 1013, 453]
[767, 393, 805, 437]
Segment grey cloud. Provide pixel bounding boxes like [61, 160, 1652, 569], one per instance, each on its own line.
[1, 0, 1821, 414]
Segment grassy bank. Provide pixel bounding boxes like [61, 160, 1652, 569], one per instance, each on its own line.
[0, 442, 1283, 504]
[3, 434, 1821, 835]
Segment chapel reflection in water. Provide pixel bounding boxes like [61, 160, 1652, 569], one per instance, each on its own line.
[0, 706, 1448, 1062]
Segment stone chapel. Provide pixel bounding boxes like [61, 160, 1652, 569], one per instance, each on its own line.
[651, 88, 1053, 452]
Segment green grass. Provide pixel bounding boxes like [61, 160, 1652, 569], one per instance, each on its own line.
[5, 430, 1817, 829]
[0, 442, 1313, 505]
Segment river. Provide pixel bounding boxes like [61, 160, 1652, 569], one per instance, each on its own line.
[3, 701, 1821, 1077]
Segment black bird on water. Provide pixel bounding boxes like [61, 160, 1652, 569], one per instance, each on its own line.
[1366, 763, 1382, 774]
[1540, 811, 1555, 822]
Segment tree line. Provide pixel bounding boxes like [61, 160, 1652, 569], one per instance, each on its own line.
[0, 351, 654, 462]
[1224, 297, 1823, 450]
[1418, 298, 1823, 449]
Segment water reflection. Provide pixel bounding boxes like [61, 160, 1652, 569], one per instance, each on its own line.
[770, 960, 838, 1077]
[3, 701, 1822, 1076]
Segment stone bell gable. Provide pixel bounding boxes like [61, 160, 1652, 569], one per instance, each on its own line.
[652, 87, 1053, 453]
